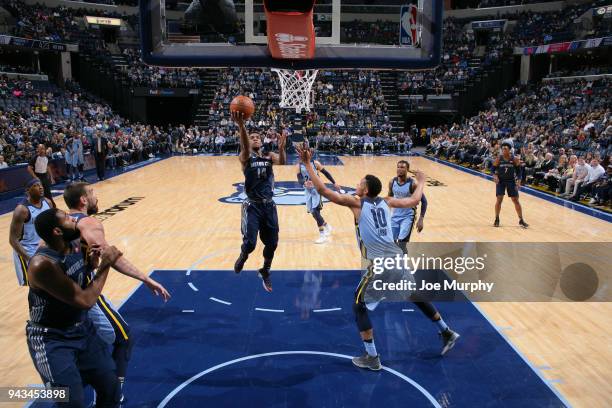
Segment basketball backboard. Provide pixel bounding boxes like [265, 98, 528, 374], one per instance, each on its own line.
[140, 0, 443, 69]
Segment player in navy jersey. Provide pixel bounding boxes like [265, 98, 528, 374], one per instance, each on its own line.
[9, 179, 53, 286]
[297, 149, 339, 244]
[63, 182, 170, 401]
[388, 160, 459, 354]
[296, 145, 460, 371]
[493, 142, 528, 228]
[26, 208, 123, 407]
[232, 111, 287, 292]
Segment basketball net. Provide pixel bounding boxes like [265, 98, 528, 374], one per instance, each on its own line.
[272, 68, 318, 114]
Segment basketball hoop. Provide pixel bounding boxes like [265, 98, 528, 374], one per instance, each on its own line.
[272, 68, 318, 113]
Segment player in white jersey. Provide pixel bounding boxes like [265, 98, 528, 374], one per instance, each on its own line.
[296, 145, 459, 371]
[297, 154, 339, 243]
[9, 179, 53, 286]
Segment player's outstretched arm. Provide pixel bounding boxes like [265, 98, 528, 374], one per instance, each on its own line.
[232, 111, 250, 165]
[315, 160, 340, 190]
[297, 145, 360, 208]
[386, 171, 426, 209]
[78, 217, 171, 301]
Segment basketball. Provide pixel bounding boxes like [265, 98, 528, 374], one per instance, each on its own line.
[230, 95, 255, 119]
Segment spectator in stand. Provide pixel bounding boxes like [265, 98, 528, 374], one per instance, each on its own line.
[92, 131, 109, 181]
[590, 164, 612, 205]
[556, 154, 577, 194]
[562, 156, 589, 197]
[569, 158, 605, 201]
[0, 155, 8, 169]
[66, 133, 85, 181]
[27, 144, 56, 207]
[215, 133, 226, 153]
[543, 154, 567, 190]
[363, 133, 374, 153]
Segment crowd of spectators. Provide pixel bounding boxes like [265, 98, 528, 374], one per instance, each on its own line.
[4, 0, 609, 94]
[120, 48, 205, 88]
[398, 17, 511, 95]
[205, 68, 397, 151]
[0, 76, 180, 172]
[426, 77, 612, 206]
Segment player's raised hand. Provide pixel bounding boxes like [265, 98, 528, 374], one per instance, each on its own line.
[231, 110, 245, 127]
[277, 129, 287, 148]
[296, 143, 310, 162]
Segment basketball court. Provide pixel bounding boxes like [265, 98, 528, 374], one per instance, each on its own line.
[1, 0, 611, 407]
[1, 155, 611, 407]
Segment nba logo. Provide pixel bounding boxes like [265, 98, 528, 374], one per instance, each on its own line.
[400, 4, 418, 46]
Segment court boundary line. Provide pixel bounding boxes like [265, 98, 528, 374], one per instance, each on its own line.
[471, 302, 572, 408]
[417, 153, 612, 223]
[156, 350, 442, 408]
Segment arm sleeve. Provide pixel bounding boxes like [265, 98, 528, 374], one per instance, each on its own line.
[419, 194, 428, 217]
[320, 168, 336, 184]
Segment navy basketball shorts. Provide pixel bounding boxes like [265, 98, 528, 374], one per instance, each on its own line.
[241, 199, 279, 248]
[496, 180, 518, 197]
[26, 319, 119, 407]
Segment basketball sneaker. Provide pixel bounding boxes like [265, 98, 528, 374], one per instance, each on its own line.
[323, 224, 333, 237]
[315, 231, 328, 244]
[493, 218, 500, 227]
[234, 252, 248, 274]
[440, 329, 460, 356]
[259, 268, 273, 292]
[519, 219, 529, 229]
[352, 353, 382, 371]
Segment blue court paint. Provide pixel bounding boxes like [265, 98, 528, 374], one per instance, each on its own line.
[158, 351, 442, 408]
[418, 154, 612, 223]
[97, 269, 569, 407]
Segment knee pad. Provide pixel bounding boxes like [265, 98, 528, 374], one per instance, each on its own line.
[352, 301, 372, 332]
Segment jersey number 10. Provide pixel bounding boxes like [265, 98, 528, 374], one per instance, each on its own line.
[371, 208, 388, 228]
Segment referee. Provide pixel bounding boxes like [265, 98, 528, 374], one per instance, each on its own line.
[27, 144, 56, 207]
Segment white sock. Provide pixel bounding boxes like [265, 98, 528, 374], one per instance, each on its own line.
[363, 339, 377, 357]
[435, 318, 449, 332]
